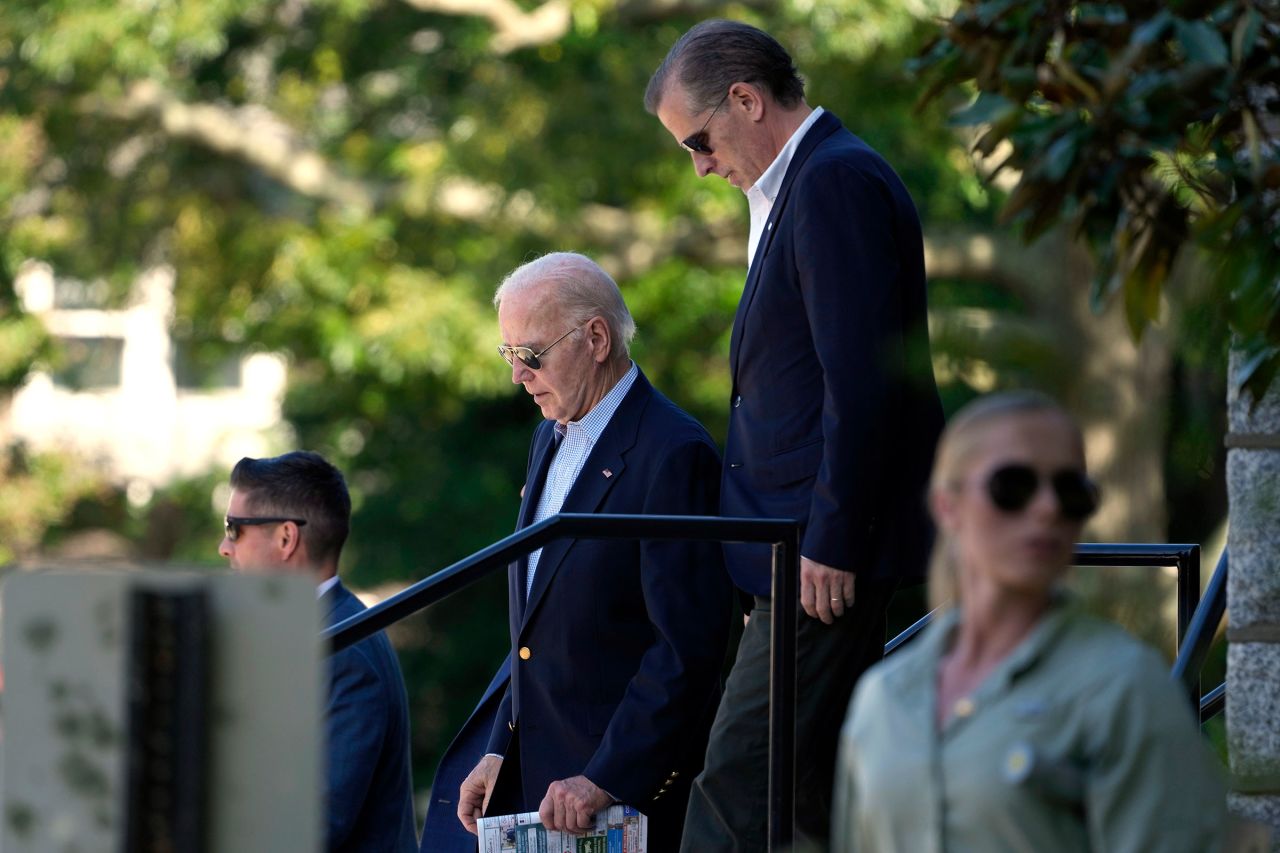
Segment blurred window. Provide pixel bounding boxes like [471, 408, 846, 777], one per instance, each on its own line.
[172, 341, 241, 390]
[51, 336, 124, 390]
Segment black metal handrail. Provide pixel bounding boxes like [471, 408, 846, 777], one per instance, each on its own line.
[327, 526, 1229, 849]
[881, 544, 1201, 650]
[1073, 544, 1201, 709]
[878, 544, 1227, 722]
[1201, 683, 1226, 721]
[324, 512, 802, 851]
[1071, 544, 1201, 649]
[1173, 549, 1228, 722]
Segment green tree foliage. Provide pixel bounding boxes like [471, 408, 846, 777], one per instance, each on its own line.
[0, 0, 987, 564]
[1, 0, 987, 788]
[0, 442, 105, 564]
[914, 0, 1280, 395]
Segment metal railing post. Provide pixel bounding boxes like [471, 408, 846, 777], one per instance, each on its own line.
[324, 526, 1231, 852]
[1172, 550, 1228, 721]
[1176, 545, 1201, 651]
[1177, 545, 1202, 710]
[767, 527, 801, 851]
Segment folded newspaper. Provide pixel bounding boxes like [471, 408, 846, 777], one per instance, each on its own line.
[476, 805, 648, 853]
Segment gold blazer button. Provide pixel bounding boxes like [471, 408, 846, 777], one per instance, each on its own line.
[519, 646, 532, 660]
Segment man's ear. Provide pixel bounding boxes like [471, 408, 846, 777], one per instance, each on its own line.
[729, 81, 766, 121]
[586, 316, 612, 364]
[278, 520, 304, 562]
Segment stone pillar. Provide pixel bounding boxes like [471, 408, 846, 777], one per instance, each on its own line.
[1226, 349, 1280, 849]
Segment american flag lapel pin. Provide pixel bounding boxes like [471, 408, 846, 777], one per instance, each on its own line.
[602, 468, 613, 478]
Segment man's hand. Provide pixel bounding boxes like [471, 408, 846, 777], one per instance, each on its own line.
[538, 775, 613, 834]
[800, 556, 855, 624]
[458, 754, 503, 835]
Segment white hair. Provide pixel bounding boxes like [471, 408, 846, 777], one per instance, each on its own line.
[493, 252, 636, 361]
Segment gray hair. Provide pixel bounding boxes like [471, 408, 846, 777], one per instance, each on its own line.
[493, 252, 636, 362]
[644, 19, 806, 115]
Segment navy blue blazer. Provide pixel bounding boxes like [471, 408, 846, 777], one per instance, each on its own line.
[484, 368, 732, 848]
[722, 110, 944, 596]
[324, 580, 418, 853]
[418, 655, 510, 853]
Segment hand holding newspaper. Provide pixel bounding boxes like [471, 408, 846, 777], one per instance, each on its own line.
[476, 804, 647, 853]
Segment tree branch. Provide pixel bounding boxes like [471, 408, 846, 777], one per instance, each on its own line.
[399, 0, 570, 53]
[614, 0, 775, 24]
[83, 81, 379, 213]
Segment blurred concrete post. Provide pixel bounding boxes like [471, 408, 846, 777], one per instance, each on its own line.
[0, 570, 322, 852]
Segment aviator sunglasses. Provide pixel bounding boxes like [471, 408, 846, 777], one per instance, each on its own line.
[984, 464, 1100, 522]
[680, 89, 731, 155]
[498, 325, 582, 371]
[224, 515, 308, 542]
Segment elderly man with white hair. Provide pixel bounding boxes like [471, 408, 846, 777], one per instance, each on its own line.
[455, 252, 734, 851]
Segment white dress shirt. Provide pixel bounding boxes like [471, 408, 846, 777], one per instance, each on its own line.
[747, 106, 825, 266]
[525, 362, 639, 597]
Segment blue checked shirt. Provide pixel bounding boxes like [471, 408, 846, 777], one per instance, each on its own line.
[525, 363, 638, 597]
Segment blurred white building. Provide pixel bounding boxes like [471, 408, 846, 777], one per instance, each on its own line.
[6, 261, 289, 500]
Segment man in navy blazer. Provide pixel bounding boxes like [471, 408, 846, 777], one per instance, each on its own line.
[219, 451, 418, 853]
[647, 21, 944, 849]
[419, 655, 509, 853]
[456, 252, 733, 850]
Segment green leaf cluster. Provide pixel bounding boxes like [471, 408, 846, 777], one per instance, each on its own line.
[915, 0, 1280, 397]
[1, 0, 988, 789]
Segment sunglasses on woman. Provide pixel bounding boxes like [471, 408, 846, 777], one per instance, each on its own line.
[985, 464, 1099, 521]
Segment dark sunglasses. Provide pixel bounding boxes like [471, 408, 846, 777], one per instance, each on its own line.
[224, 515, 308, 542]
[680, 89, 731, 155]
[497, 325, 581, 370]
[985, 464, 1099, 522]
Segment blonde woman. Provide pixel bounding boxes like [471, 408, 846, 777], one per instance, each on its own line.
[833, 391, 1225, 852]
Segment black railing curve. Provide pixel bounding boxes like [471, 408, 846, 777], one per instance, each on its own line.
[324, 513, 803, 851]
[327, 524, 1229, 849]
[1172, 545, 1223, 717]
[1072, 544, 1201, 650]
[882, 544, 1227, 721]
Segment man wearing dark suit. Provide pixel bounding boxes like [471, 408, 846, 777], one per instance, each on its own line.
[219, 451, 418, 853]
[646, 20, 945, 850]
[419, 655, 509, 853]
[456, 252, 733, 851]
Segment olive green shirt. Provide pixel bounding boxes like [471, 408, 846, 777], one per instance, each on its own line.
[833, 599, 1226, 853]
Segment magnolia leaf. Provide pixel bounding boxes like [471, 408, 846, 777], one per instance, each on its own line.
[949, 91, 1019, 127]
[1090, 242, 1122, 313]
[1040, 130, 1081, 182]
[1076, 4, 1128, 27]
[1232, 337, 1280, 402]
[976, 0, 1020, 27]
[1131, 9, 1173, 45]
[1023, 189, 1066, 241]
[973, 124, 1007, 157]
[998, 178, 1042, 225]
[1122, 235, 1169, 341]
[1231, 7, 1261, 67]
[1176, 19, 1229, 67]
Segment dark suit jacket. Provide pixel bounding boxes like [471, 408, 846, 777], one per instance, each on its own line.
[721, 110, 944, 597]
[324, 580, 418, 853]
[484, 368, 732, 849]
[418, 655, 510, 853]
